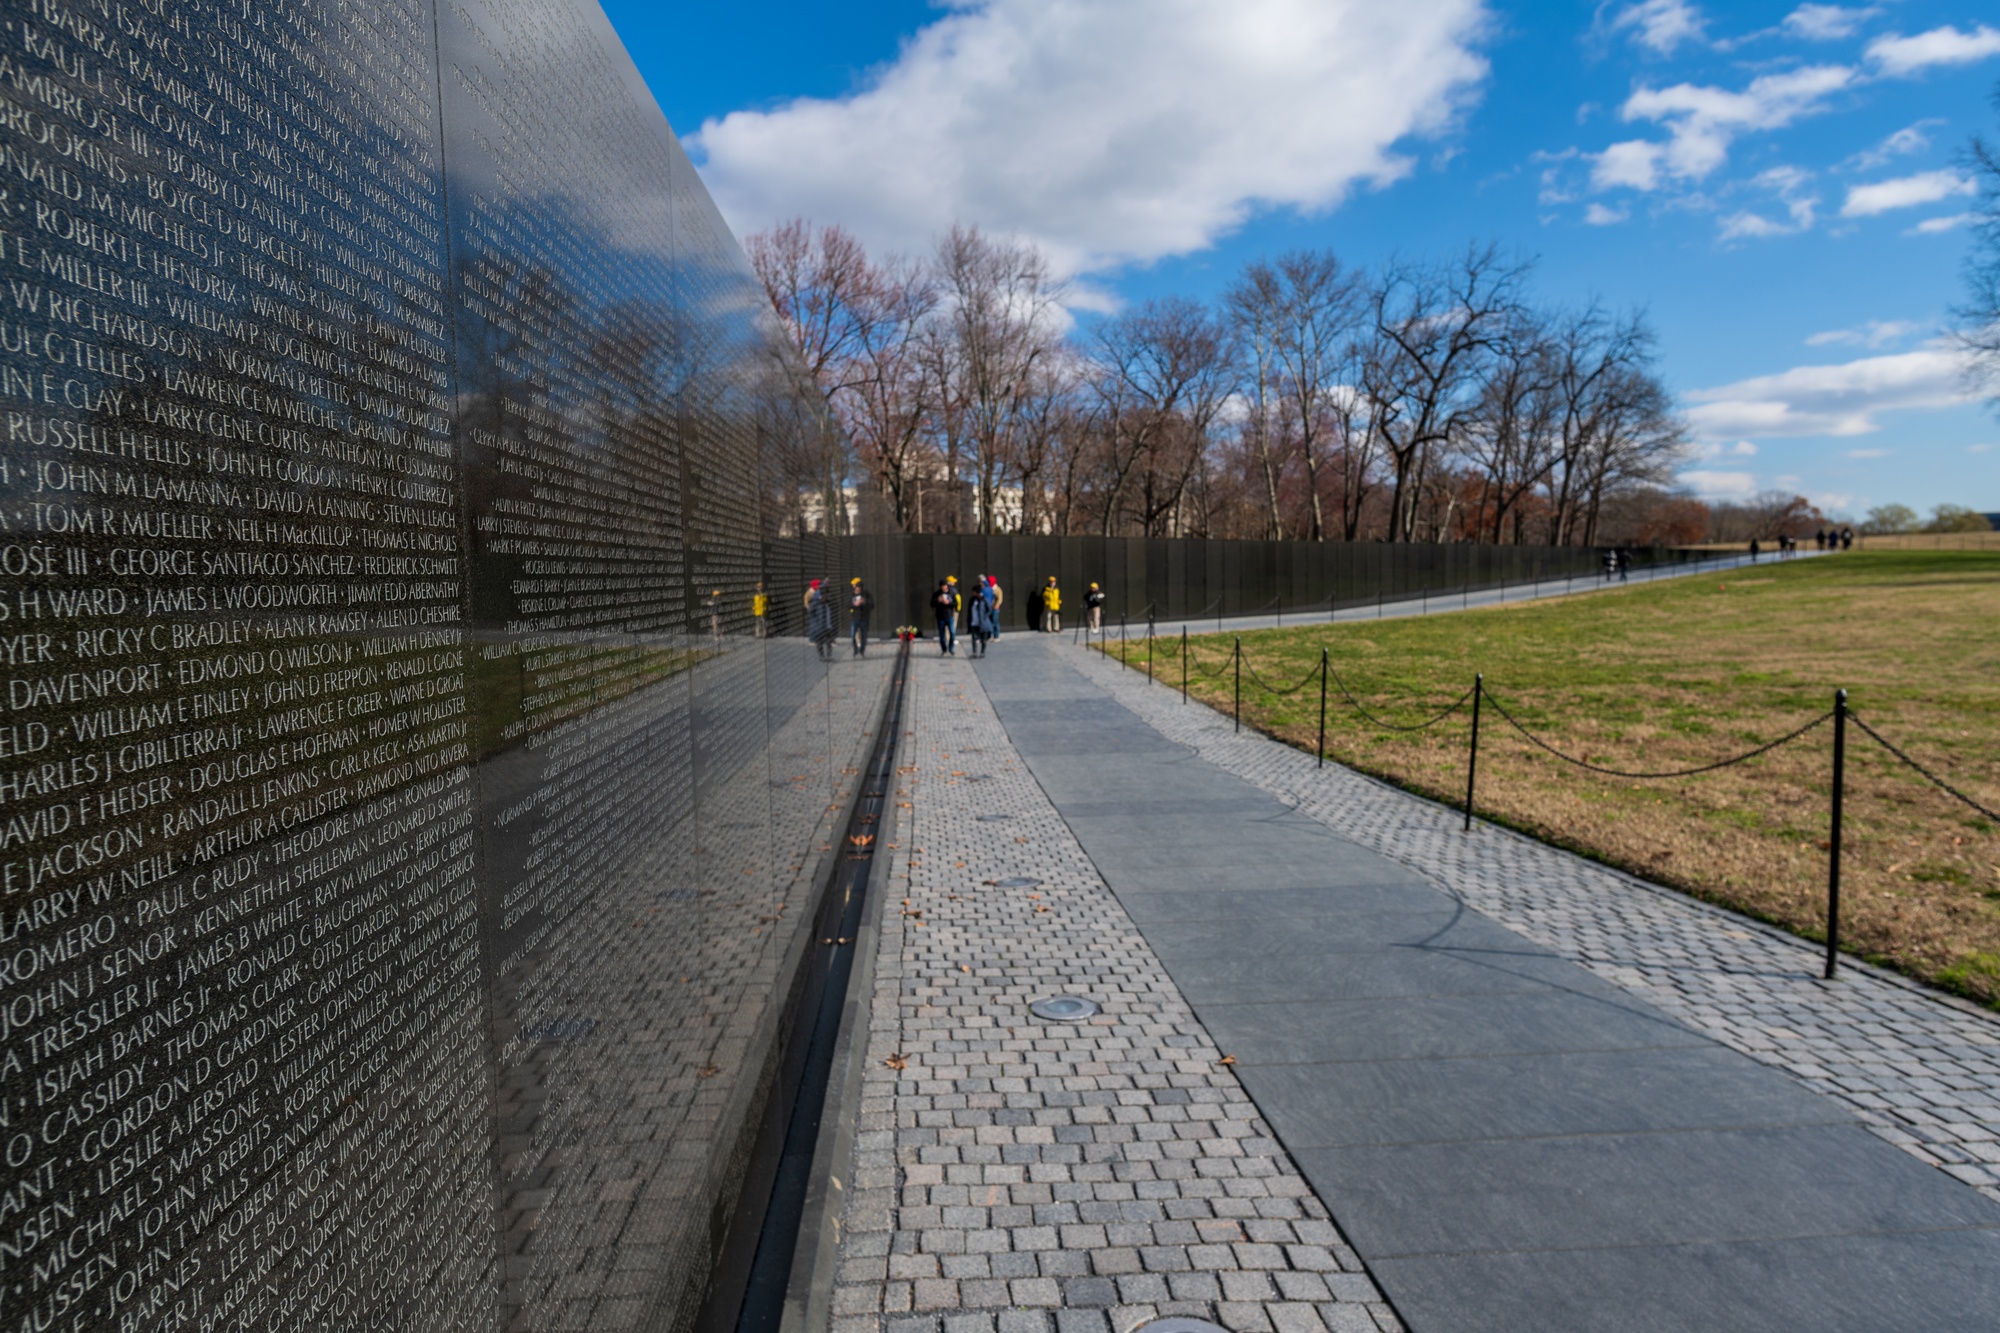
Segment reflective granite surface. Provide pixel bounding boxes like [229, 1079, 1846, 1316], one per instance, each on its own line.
[0, 2, 861, 1327]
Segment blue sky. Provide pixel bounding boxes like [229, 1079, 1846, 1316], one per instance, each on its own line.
[601, 0, 2000, 518]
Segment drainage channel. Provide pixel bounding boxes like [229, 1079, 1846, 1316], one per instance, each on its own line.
[721, 641, 911, 1333]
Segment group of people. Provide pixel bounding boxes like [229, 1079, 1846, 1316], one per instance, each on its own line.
[929, 575, 1004, 656]
[800, 574, 1113, 658]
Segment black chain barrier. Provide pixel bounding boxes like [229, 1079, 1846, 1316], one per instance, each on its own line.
[1237, 652, 1325, 698]
[1117, 629, 1995, 986]
[1481, 691, 1834, 779]
[1850, 714, 2000, 824]
[1327, 667, 1475, 732]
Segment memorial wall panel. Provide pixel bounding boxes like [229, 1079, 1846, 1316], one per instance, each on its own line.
[0, 1, 867, 1328]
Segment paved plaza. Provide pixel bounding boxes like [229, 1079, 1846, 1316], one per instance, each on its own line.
[820, 632, 2000, 1333]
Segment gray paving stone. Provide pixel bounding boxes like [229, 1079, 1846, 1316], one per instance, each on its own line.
[824, 655, 1393, 1329]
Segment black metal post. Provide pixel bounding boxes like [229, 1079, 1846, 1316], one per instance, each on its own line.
[1181, 627, 1188, 704]
[1233, 637, 1241, 733]
[1317, 648, 1328, 769]
[1463, 674, 1484, 832]
[1825, 688, 1847, 980]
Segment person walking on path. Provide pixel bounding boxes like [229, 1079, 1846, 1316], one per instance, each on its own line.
[1085, 581, 1105, 632]
[930, 578, 957, 655]
[967, 575, 998, 657]
[805, 579, 835, 660]
[1026, 581, 1045, 633]
[848, 577, 873, 656]
[1042, 576, 1062, 633]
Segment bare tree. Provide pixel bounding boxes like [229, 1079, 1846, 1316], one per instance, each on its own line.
[1460, 309, 1560, 543]
[1224, 252, 1364, 539]
[1086, 297, 1235, 535]
[1956, 91, 2000, 400]
[747, 219, 941, 531]
[1366, 245, 1530, 541]
[930, 226, 1069, 533]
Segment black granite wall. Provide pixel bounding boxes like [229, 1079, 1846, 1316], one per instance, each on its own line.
[0, 1, 868, 1328]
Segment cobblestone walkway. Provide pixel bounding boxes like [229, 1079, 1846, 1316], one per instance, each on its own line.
[1069, 645, 2000, 1204]
[830, 655, 1403, 1333]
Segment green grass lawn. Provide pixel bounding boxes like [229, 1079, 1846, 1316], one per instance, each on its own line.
[1135, 551, 2000, 1004]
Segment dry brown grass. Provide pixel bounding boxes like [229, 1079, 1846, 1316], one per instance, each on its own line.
[1130, 551, 2000, 1004]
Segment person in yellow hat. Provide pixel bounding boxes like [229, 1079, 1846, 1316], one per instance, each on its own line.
[848, 577, 874, 656]
[1042, 576, 1061, 633]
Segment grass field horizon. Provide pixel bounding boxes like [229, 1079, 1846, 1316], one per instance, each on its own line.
[1131, 550, 2000, 1006]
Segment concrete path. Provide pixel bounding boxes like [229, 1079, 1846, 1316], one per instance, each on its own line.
[977, 635, 2000, 1333]
[1104, 548, 1815, 643]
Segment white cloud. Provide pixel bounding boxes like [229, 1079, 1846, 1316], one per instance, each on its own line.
[1717, 166, 1818, 239]
[1609, 0, 1708, 56]
[1806, 318, 1922, 347]
[1684, 347, 1976, 438]
[1584, 202, 1630, 225]
[1844, 448, 1890, 458]
[1784, 5, 1877, 41]
[1843, 121, 1938, 170]
[1678, 469, 1762, 499]
[1907, 212, 1978, 235]
[1866, 24, 2000, 77]
[688, 0, 1492, 274]
[1840, 169, 1975, 216]
[1592, 140, 1662, 190]
[1692, 440, 1760, 459]
[1615, 65, 1854, 188]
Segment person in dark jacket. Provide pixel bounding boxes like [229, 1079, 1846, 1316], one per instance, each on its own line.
[930, 579, 957, 654]
[848, 577, 873, 656]
[967, 575, 998, 657]
[805, 579, 835, 660]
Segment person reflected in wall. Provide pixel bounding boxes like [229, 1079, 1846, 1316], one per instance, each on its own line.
[1085, 582, 1105, 633]
[752, 581, 768, 638]
[806, 579, 836, 660]
[1026, 580, 1044, 632]
[1042, 576, 1061, 633]
[968, 575, 997, 657]
[848, 577, 873, 656]
[931, 578, 957, 655]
